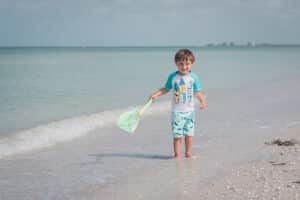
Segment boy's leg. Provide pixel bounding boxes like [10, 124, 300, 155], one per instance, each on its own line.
[185, 136, 192, 158]
[173, 138, 182, 159]
[183, 111, 194, 158]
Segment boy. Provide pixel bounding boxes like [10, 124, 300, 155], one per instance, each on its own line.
[149, 49, 207, 159]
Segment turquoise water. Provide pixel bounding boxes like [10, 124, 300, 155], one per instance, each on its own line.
[0, 47, 172, 134]
[1, 47, 300, 135]
[0, 47, 300, 157]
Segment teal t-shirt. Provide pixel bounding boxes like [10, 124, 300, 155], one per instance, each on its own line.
[164, 71, 201, 112]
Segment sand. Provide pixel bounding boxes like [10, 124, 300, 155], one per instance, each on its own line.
[197, 128, 300, 200]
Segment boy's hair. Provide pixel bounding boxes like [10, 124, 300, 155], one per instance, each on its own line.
[174, 49, 195, 63]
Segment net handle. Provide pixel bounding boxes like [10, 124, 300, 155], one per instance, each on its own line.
[138, 99, 153, 117]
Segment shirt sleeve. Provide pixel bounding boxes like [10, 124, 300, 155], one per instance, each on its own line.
[191, 72, 201, 92]
[164, 72, 176, 92]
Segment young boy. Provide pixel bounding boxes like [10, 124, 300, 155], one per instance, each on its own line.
[149, 49, 207, 159]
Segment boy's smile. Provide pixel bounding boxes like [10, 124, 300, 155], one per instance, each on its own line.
[176, 60, 193, 75]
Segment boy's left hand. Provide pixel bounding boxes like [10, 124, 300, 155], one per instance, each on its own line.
[200, 102, 207, 110]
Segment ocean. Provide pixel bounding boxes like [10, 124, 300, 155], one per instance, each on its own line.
[0, 47, 300, 156]
[0, 46, 300, 199]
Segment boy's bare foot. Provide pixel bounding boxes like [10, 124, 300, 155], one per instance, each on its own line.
[174, 156, 181, 160]
[174, 153, 181, 160]
[185, 152, 192, 159]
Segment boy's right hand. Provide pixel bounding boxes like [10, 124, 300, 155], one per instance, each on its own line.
[149, 88, 167, 101]
[149, 93, 158, 101]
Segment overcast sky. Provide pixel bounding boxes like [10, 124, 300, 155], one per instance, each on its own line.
[0, 0, 300, 46]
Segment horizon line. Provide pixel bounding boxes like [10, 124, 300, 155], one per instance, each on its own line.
[1, 43, 300, 48]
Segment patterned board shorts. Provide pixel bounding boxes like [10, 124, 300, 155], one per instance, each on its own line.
[171, 111, 195, 138]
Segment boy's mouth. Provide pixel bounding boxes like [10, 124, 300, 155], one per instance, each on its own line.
[179, 70, 189, 74]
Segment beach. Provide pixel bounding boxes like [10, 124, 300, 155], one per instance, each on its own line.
[198, 127, 300, 200]
[2, 0, 300, 198]
[0, 73, 299, 199]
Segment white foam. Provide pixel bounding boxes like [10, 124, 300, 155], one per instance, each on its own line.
[0, 101, 170, 159]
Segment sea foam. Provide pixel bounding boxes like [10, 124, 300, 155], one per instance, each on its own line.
[0, 101, 170, 159]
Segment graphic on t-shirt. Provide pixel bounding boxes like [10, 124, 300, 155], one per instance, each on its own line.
[187, 81, 193, 103]
[179, 78, 187, 103]
[174, 82, 180, 104]
[174, 78, 188, 104]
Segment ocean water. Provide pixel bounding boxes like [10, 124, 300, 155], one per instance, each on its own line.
[0, 47, 300, 158]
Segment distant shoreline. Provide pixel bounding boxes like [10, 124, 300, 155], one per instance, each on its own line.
[1, 44, 300, 49]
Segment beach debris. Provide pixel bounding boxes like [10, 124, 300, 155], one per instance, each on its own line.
[269, 161, 286, 166]
[287, 183, 296, 188]
[226, 185, 236, 192]
[265, 138, 299, 146]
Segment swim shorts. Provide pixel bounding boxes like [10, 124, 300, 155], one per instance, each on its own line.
[171, 111, 195, 138]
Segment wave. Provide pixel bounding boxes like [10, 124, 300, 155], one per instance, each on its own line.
[0, 101, 170, 159]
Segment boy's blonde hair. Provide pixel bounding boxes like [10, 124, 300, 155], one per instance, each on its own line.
[174, 49, 195, 63]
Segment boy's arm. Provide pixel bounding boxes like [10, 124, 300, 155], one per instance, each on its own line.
[195, 92, 207, 110]
[149, 88, 168, 100]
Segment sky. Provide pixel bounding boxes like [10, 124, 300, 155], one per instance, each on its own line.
[0, 0, 300, 46]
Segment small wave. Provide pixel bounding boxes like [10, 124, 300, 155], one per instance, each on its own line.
[0, 101, 170, 159]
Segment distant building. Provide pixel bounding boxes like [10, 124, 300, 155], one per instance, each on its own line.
[247, 41, 256, 47]
[229, 42, 235, 47]
[221, 42, 228, 47]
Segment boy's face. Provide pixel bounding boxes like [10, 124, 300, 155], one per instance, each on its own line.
[176, 59, 193, 75]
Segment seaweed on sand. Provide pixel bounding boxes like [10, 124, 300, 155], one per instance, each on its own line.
[265, 138, 299, 146]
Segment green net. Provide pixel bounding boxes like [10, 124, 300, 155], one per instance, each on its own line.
[117, 109, 140, 133]
[117, 99, 153, 133]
